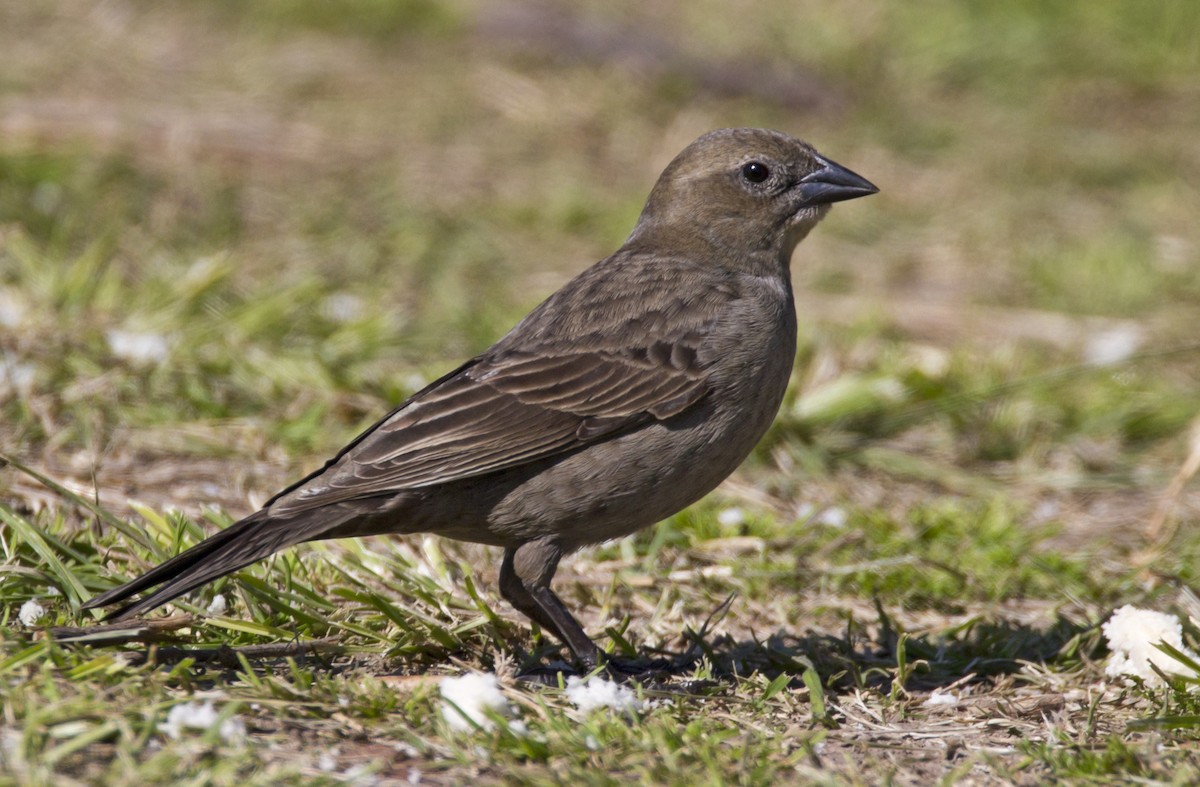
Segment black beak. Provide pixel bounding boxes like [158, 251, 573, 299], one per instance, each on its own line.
[797, 154, 879, 206]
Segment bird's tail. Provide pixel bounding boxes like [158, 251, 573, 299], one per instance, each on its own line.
[81, 509, 321, 621]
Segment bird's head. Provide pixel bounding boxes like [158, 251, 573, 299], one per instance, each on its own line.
[631, 128, 878, 267]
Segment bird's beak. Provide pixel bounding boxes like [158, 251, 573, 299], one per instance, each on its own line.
[797, 155, 879, 206]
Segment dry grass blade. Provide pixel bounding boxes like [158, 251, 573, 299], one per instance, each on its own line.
[0, 451, 162, 554]
[127, 637, 344, 668]
[44, 613, 197, 645]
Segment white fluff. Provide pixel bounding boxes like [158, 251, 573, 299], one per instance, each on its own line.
[1084, 325, 1142, 367]
[1103, 605, 1200, 687]
[816, 507, 848, 527]
[439, 672, 513, 731]
[317, 748, 338, 771]
[564, 675, 642, 714]
[320, 292, 365, 324]
[0, 289, 26, 328]
[717, 507, 745, 527]
[205, 594, 228, 616]
[18, 600, 45, 627]
[161, 700, 246, 742]
[0, 353, 35, 395]
[923, 690, 958, 708]
[106, 328, 170, 365]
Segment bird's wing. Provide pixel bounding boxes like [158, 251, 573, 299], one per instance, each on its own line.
[266, 257, 732, 516]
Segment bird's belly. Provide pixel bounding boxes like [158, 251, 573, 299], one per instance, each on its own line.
[475, 329, 794, 549]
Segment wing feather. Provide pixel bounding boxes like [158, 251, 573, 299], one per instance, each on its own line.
[267, 255, 734, 516]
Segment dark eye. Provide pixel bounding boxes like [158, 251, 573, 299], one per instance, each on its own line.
[741, 161, 770, 183]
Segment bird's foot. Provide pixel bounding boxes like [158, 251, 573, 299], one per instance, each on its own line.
[515, 654, 677, 686]
[600, 651, 727, 693]
[598, 655, 675, 682]
[514, 660, 580, 687]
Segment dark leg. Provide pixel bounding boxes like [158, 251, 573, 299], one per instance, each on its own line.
[499, 539, 604, 670]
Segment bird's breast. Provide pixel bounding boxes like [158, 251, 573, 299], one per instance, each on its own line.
[477, 285, 798, 550]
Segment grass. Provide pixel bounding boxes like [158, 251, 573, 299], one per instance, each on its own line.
[2, 0, 1200, 783]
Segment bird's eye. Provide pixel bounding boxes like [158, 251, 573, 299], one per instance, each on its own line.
[741, 161, 770, 183]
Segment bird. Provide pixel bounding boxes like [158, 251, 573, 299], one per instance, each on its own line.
[82, 128, 877, 671]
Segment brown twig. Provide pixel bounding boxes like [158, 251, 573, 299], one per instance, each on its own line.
[129, 637, 344, 668]
[43, 614, 343, 667]
[43, 614, 197, 645]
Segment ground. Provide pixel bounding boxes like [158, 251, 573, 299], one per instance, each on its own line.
[2, 1, 1200, 784]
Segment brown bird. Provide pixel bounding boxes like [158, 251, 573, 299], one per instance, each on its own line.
[83, 128, 877, 670]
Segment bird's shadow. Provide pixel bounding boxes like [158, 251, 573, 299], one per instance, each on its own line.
[47, 605, 1098, 697]
[640, 609, 1098, 694]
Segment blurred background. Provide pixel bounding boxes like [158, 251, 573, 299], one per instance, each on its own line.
[1, 0, 1198, 552]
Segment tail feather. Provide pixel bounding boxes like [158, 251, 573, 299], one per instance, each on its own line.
[83, 510, 319, 621]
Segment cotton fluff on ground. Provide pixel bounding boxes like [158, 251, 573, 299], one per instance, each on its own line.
[206, 593, 228, 616]
[106, 328, 169, 365]
[923, 690, 958, 708]
[439, 672, 520, 732]
[1103, 605, 1200, 687]
[565, 676, 643, 714]
[18, 600, 45, 627]
[161, 700, 246, 743]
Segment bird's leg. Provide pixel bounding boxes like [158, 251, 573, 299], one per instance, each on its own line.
[500, 540, 604, 671]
